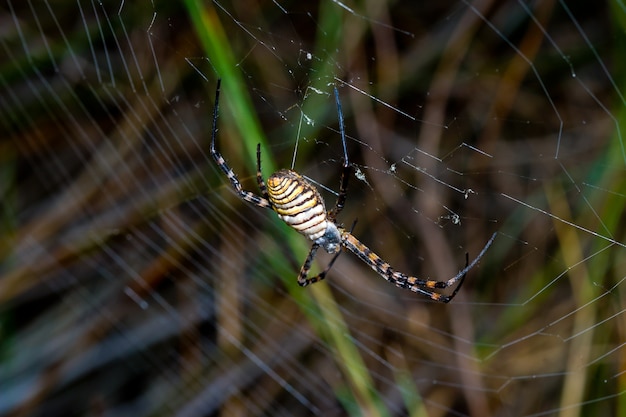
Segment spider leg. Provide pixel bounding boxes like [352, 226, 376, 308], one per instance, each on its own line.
[209, 79, 272, 209]
[341, 232, 497, 302]
[298, 221, 357, 287]
[297, 243, 344, 287]
[439, 253, 469, 302]
[329, 164, 352, 222]
[297, 243, 320, 286]
[328, 86, 352, 222]
[256, 144, 269, 200]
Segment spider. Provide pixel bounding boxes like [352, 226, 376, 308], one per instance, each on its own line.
[209, 79, 496, 302]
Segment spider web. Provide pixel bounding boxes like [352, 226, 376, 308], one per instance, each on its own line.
[1, 1, 625, 416]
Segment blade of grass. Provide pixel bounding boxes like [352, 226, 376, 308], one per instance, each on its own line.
[183, 0, 274, 173]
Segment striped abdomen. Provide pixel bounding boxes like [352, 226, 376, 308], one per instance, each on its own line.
[267, 169, 329, 241]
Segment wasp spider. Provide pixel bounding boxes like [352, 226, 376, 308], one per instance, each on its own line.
[210, 79, 495, 302]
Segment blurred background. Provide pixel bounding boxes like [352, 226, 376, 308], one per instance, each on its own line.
[1, 1, 625, 416]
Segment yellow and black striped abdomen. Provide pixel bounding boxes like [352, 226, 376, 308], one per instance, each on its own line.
[267, 169, 329, 241]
